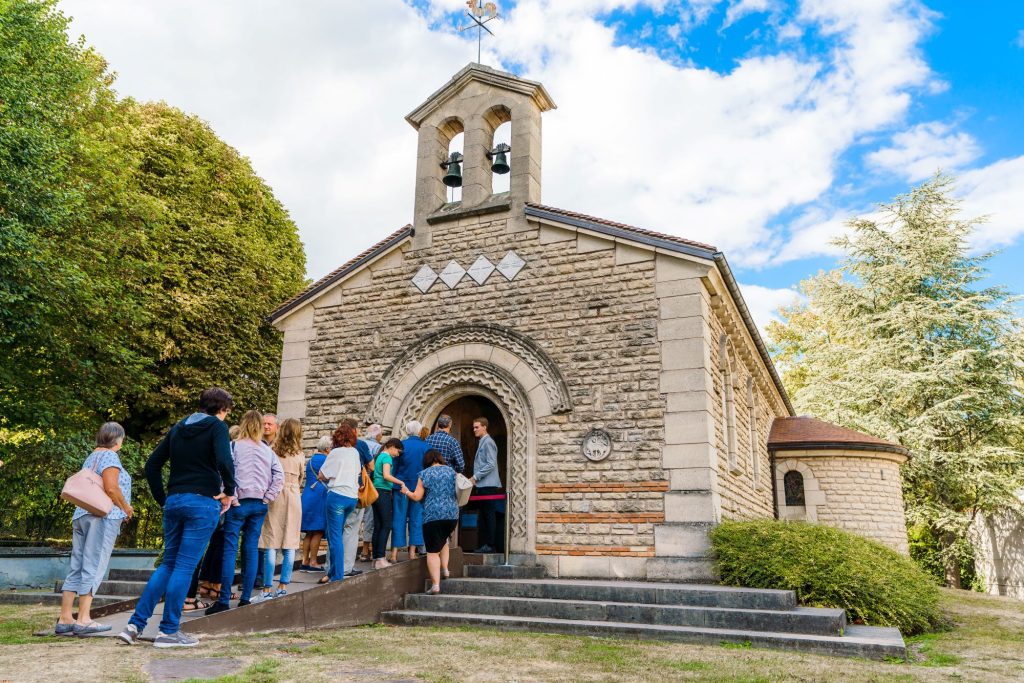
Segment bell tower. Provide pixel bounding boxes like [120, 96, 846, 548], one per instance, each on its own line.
[405, 64, 556, 249]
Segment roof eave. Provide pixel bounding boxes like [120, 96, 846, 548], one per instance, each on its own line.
[267, 227, 413, 325]
[768, 441, 910, 457]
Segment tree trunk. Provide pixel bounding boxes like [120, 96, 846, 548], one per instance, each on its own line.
[941, 532, 962, 589]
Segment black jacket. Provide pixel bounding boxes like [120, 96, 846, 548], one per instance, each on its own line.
[144, 414, 236, 506]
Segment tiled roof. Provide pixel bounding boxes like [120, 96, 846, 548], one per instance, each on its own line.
[768, 416, 908, 455]
[525, 202, 718, 253]
[268, 224, 412, 323]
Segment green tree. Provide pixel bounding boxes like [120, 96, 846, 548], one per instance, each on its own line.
[768, 175, 1024, 587]
[0, 0, 149, 432]
[114, 101, 307, 437]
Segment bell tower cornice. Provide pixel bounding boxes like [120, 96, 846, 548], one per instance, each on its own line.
[408, 63, 556, 249]
[406, 63, 557, 129]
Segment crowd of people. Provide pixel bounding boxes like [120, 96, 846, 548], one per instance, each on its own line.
[55, 387, 502, 648]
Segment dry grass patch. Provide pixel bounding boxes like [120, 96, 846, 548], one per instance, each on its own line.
[1, 589, 1023, 682]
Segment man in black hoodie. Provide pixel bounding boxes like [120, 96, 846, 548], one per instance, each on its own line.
[118, 388, 236, 648]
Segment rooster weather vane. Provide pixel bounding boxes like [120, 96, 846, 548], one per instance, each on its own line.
[461, 1, 500, 63]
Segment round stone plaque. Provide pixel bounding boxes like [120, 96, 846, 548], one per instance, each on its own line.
[581, 428, 613, 462]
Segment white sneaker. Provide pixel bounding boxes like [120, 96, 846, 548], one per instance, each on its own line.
[273, 589, 288, 598]
[251, 592, 275, 603]
[116, 623, 139, 646]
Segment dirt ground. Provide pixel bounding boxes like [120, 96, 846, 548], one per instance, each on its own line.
[0, 588, 1021, 682]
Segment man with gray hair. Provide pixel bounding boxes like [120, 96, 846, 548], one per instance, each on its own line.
[425, 414, 465, 473]
[391, 420, 430, 562]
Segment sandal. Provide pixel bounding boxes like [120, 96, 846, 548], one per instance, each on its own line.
[183, 598, 210, 611]
[318, 575, 330, 585]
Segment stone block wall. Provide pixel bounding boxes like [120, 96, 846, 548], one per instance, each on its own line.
[773, 449, 910, 554]
[972, 506, 1024, 599]
[279, 211, 670, 558]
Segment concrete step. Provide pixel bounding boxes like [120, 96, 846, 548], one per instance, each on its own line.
[95, 580, 150, 597]
[404, 593, 845, 635]
[463, 565, 546, 579]
[107, 567, 154, 582]
[381, 609, 905, 660]
[439, 578, 797, 610]
[0, 592, 125, 608]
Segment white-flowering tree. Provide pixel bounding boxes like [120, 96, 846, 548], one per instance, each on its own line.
[768, 175, 1024, 587]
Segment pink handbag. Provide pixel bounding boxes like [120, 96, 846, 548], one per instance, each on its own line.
[61, 464, 113, 517]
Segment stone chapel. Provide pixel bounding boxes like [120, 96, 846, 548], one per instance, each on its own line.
[269, 64, 911, 581]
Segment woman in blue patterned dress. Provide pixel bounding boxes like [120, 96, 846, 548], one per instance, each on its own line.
[401, 448, 458, 594]
[299, 436, 330, 571]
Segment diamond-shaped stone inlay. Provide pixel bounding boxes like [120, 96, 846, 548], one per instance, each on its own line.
[438, 260, 466, 289]
[411, 264, 438, 293]
[496, 250, 526, 281]
[467, 255, 495, 285]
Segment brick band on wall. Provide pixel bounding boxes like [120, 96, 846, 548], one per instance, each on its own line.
[537, 481, 670, 494]
[536, 544, 656, 557]
[536, 513, 664, 524]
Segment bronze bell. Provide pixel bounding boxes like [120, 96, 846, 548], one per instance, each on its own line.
[441, 152, 463, 188]
[488, 143, 511, 174]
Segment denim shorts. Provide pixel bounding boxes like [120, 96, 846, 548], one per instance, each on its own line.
[62, 514, 121, 596]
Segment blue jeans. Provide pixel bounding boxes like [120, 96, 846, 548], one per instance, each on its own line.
[218, 498, 268, 605]
[325, 492, 356, 582]
[129, 494, 219, 635]
[261, 548, 295, 587]
[392, 492, 424, 548]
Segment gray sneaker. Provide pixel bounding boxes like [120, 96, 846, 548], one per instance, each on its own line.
[73, 622, 111, 636]
[154, 630, 199, 648]
[117, 623, 139, 645]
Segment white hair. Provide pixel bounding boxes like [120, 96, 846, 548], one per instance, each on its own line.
[316, 435, 332, 453]
[365, 423, 383, 440]
[404, 420, 423, 437]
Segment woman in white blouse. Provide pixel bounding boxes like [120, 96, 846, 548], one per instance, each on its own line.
[317, 422, 362, 583]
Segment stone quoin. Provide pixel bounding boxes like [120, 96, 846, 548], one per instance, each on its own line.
[268, 64, 911, 580]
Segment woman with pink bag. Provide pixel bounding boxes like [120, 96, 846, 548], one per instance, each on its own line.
[55, 422, 134, 636]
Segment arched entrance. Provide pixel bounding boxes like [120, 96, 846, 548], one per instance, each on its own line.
[432, 395, 508, 551]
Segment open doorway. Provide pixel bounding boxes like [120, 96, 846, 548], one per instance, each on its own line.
[432, 395, 507, 552]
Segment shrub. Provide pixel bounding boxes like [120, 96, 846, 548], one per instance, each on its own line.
[709, 520, 942, 635]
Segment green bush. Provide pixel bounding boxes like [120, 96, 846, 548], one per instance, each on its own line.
[709, 520, 942, 635]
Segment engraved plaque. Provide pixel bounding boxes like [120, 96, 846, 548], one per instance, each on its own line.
[467, 255, 495, 285]
[581, 428, 613, 462]
[411, 264, 438, 293]
[496, 250, 526, 281]
[439, 260, 466, 289]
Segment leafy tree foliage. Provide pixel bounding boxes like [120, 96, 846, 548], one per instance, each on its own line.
[0, 1, 306, 543]
[0, 0, 148, 432]
[768, 176, 1024, 587]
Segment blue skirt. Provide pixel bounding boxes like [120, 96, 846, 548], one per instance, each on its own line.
[301, 484, 327, 533]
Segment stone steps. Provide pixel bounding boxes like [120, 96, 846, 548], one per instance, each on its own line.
[439, 577, 797, 610]
[403, 593, 845, 635]
[0, 592, 125, 607]
[463, 564, 546, 580]
[383, 578, 906, 660]
[383, 609, 906, 660]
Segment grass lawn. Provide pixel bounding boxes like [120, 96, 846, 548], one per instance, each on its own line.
[0, 588, 1021, 682]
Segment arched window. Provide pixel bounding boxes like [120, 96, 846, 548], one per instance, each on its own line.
[490, 120, 511, 194]
[444, 130, 464, 203]
[747, 377, 760, 488]
[784, 470, 805, 506]
[720, 335, 739, 474]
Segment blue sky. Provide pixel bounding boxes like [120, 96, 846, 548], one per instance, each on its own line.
[62, 0, 1024, 328]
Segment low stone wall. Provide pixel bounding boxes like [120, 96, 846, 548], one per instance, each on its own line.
[0, 547, 159, 589]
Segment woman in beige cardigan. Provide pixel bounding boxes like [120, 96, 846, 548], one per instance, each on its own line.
[256, 418, 305, 600]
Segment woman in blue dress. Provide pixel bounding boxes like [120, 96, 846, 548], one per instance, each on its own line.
[299, 435, 330, 571]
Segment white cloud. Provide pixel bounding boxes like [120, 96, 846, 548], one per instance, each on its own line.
[59, 0, 946, 279]
[866, 121, 981, 182]
[1015, 29, 1024, 49]
[958, 156, 1024, 252]
[737, 283, 804, 335]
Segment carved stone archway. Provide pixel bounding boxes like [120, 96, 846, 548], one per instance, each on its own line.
[397, 361, 536, 554]
[366, 324, 572, 427]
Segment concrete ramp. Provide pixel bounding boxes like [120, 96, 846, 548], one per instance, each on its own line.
[182, 550, 465, 637]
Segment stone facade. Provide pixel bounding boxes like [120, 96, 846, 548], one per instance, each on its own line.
[773, 449, 909, 554]
[270, 64, 913, 579]
[972, 498, 1024, 599]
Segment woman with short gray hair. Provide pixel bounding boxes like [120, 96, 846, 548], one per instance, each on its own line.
[56, 422, 133, 636]
[299, 435, 332, 572]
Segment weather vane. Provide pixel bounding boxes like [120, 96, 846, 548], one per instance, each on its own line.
[460, 1, 499, 63]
